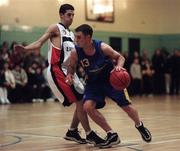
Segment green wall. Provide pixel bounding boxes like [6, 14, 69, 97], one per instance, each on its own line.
[0, 27, 47, 57]
[93, 31, 162, 56]
[85, 31, 179, 56]
[160, 35, 180, 51]
[1, 26, 180, 58]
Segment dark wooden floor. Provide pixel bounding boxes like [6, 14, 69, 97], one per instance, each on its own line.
[0, 95, 180, 151]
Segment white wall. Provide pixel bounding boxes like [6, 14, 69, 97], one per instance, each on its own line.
[0, 0, 180, 34]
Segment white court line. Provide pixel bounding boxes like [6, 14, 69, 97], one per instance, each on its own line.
[0, 124, 70, 133]
[2, 132, 180, 143]
[2, 130, 180, 139]
[149, 138, 180, 145]
[123, 133, 180, 143]
[1, 132, 180, 150]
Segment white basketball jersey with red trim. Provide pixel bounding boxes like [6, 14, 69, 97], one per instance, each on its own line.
[47, 23, 75, 67]
[47, 23, 84, 94]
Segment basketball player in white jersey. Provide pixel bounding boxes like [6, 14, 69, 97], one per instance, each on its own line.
[15, 4, 104, 146]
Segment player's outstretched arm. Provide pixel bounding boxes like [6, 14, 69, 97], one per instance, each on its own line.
[15, 24, 57, 52]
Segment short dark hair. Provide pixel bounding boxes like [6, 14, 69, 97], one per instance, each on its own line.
[59, 4, 74, 14]
[75, 24, 93, 37]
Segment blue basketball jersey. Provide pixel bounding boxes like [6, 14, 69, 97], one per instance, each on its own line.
[75, 40, 131, 109]
[75, 40, 113, 84]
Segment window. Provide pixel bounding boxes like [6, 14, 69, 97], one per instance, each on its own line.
[85, 0, 114, 23]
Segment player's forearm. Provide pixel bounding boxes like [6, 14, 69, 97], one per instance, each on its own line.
[67, 64, 76, 75]
[24, 41, 42, 51]
[67, 50, 78, 75]
[24, 31, 50, 51]
[116, 55, 125, 67]
[66, 64, 76, 85]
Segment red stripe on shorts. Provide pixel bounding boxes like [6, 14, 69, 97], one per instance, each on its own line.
[51, 65, 78, 104]
[51, 46, 60, 65]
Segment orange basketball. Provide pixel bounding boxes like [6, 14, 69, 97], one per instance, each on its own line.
[110, 69, 131, 91]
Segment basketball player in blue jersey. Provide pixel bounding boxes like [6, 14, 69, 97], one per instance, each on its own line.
[66, 24, 152, 148]
[15, 4, 104, 145]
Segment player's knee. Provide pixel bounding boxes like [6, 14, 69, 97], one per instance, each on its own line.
[83, 100, 95, 113]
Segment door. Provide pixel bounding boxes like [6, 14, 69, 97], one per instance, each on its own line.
[128, 38, 140, 58]
[109, 37, 122, 52]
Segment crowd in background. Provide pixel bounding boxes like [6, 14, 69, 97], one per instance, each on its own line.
[0, 41, 52, 104]
[124, 48, 180, 96]
[0, 40, 180, 105]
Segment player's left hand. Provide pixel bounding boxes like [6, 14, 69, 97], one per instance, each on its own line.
[113, 66, 126, 72]
[65, 74, 74, 85]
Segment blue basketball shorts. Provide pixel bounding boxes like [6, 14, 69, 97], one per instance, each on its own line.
[83, 82, 131, 109]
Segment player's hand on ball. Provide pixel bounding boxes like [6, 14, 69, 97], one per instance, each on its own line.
[113, 66, 126, 72]
[110, 68, 131, 90]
